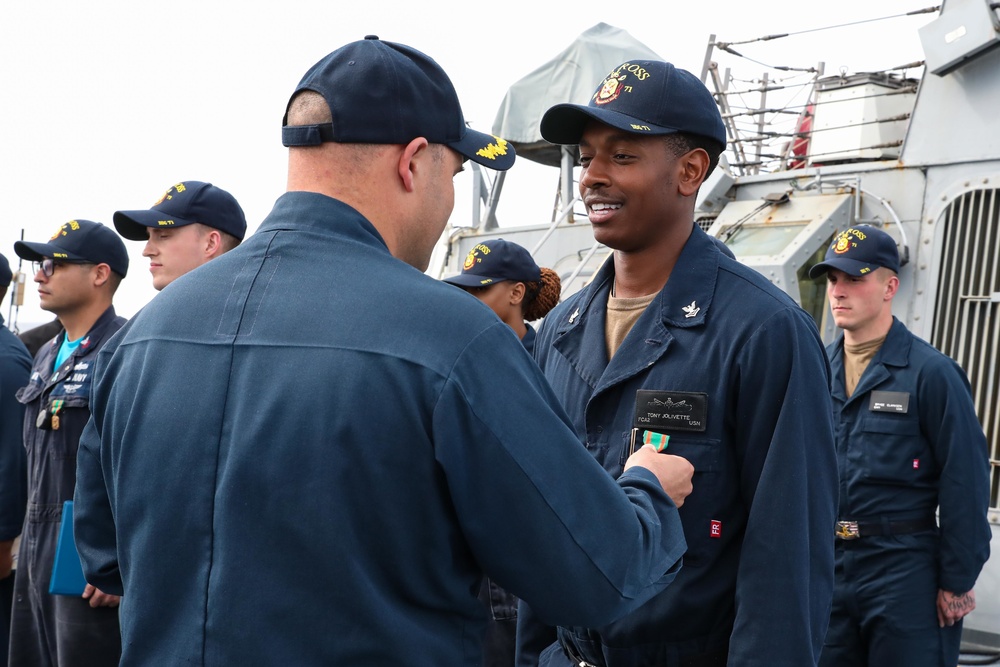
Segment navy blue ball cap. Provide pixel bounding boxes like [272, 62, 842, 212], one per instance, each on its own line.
[540, 60, 726, 147]
[114, 181, 247, 242]
[281, 36, 515, 171]
[0, 253, 12, 287]
[15, 220, 129, 278]
[808, 226, 900, 279]
[443, 239, 541, 287]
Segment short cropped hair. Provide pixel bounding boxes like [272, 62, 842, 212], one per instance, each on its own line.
[286, 90, 333, 126]
[107, 270, 123, 295]
[191, 223, 242, 252]
[286, 89, 392, 170]
[664, 132, 725, 178]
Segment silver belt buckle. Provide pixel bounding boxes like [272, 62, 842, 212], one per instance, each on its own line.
[835, 520, 860, 540]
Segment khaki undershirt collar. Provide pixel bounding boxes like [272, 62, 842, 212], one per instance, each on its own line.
[606, 291, 657, 360]
[843, 335, 887, 398]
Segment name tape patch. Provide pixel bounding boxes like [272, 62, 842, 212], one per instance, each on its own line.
[634, 390, 707, 433]
[869, 390, 910, 414]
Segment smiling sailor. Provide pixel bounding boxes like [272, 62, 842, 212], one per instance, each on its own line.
[810, 226, 991, 667]
[518, 60, 839, 667]
[71, 37, 697, 667]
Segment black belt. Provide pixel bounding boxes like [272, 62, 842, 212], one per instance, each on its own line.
[835, 516, 937, 540]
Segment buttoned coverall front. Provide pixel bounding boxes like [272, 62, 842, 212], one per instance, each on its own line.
[819, 317, 991, 667]
[520, 226, 839, 667]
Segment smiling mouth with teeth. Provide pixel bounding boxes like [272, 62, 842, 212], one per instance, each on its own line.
[590, 203, 622, 211]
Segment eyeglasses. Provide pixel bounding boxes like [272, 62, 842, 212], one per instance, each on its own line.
[32, 258, 91, 277]
[32, 259, 61, 277]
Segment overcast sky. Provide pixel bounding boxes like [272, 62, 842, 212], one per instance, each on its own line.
[0, 0, 935, 330]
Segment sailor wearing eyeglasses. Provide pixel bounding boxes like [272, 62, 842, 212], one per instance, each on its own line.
[10, 220, 128, 667]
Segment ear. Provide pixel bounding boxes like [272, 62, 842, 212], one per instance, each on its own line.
[204, 229, 223, 258]
[509, 282, 526, 306]
[677, 148, 710, 197]
[884, 274, 900, 301]
[92, 263, 112, 287]
[397, 137, 431, 193]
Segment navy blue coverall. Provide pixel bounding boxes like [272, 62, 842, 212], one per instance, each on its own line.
[819, 317, 991, 666]
[0, 315, 31, 667]
[11, 307, 123, 667]
[74, 193, 688, 667]
[521, 225, 839, 667]
[479, 322, 537, 667]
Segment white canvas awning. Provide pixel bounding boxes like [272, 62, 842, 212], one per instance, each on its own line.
[491, 23, 662, 167]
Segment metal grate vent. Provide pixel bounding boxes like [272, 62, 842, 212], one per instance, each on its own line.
[930, 188, 1000, 509]
[695, 217, 716, 233]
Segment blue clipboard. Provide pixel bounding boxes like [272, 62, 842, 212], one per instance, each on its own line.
[48, 500, 87, 596]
